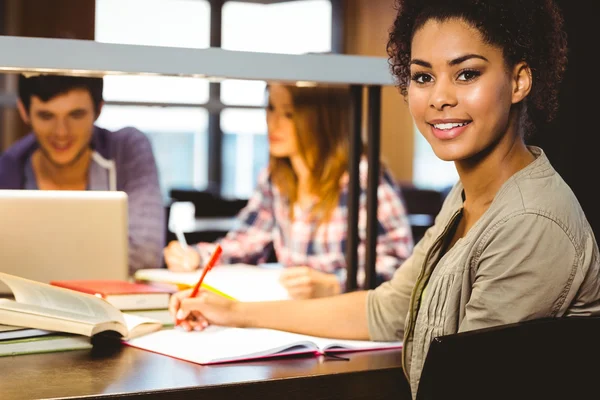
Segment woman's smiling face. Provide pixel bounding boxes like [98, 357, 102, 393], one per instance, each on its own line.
[408, 18, 516, 162]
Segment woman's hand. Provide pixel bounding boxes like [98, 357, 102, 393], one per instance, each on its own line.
[163, 240, 201, 272]
[279, 267, 341, 299]
[169, 288, 243, 331]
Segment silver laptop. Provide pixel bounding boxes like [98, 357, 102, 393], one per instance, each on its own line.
[0, 190, 129, 294]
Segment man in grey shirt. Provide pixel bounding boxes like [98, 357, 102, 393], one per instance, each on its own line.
[0, 74, 165, 272]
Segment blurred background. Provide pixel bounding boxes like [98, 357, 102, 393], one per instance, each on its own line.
[0, 0, 590, 240]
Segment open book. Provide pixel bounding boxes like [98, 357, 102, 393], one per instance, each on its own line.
[0, 272, 162, 341]
[125, 326, 402, 365]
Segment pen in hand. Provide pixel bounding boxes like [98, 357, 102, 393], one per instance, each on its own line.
[175, 228, 188, 249]
[174, 227, 193, 270]
[175, 244, 223, 326]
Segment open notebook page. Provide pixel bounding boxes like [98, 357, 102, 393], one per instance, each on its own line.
[125, 326, 402, 365]
[134, 264, 290, 301]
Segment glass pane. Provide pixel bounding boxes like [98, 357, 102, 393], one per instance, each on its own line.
[103, 76, 209, 104]
[222, 1, 332, 54]
[221, 1, 331, 110]
[220, 109, 269, 199]
[412, 125, 459, 190]
[95, 0, 210, 103]
[221, 79, 267, 106]
[95, 0, 210, 49]
[96, 105, 209, 200]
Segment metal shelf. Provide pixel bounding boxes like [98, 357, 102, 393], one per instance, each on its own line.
[0, 36, 395, 86]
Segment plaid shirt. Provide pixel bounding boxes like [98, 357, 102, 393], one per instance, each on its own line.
[196, 159, 414, 288]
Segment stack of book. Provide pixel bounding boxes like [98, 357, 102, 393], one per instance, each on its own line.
[0, 323, 93, 356]
[0, 272, 164, 357]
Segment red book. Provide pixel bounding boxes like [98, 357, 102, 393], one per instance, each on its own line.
[50, 280, 173, 311]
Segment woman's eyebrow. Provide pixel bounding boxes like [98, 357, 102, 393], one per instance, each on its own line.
[409, 54, 489, 68]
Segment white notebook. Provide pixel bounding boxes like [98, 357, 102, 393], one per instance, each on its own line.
[125, 326, 402, 365]
[134, 264, 290, 302]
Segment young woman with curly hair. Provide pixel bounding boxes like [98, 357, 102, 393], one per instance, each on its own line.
[169, 0, 600, 395]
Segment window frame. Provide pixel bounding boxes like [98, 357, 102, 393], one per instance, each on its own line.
[99, 0, 341, 198]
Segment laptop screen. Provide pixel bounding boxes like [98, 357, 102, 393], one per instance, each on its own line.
[0, 190, 129, 294]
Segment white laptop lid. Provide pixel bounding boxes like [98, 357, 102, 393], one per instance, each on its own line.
[0, 190, 128, 294]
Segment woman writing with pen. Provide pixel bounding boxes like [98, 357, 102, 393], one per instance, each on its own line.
[163, 83, 414, 300]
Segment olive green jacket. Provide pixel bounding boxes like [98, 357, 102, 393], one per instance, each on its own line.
[367, 147, 600, 397]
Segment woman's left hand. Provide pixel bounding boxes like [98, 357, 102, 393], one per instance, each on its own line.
[279, 267, 341, 299]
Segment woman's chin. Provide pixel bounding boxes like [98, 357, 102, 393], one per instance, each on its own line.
[269, 147, 292, 158]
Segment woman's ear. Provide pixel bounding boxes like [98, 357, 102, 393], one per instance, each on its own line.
[511, 62, 532, 105]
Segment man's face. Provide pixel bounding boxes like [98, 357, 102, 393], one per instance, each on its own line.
[20, 89, 99, 167]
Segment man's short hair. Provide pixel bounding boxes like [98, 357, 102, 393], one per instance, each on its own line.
[18, 74, 104, 114]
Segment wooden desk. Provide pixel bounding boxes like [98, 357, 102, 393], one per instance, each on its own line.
[0, 346, 410, 400]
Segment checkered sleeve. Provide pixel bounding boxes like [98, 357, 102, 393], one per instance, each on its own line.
[195, 169, 275, 266]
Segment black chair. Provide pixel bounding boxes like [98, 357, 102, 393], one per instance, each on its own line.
[169, 189, 248, 218]
[168, 189, 248, 244]
[416, 316, 600, 400]
[399, 184, 445, 243]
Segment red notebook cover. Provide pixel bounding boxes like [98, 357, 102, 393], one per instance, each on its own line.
[50, 280, 174, 311]
[50, 280, 174, 296]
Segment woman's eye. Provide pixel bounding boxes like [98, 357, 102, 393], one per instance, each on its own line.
[411, 73, 432, 84]
[284, 112, 294, 119]
[457, 70, 481, 81]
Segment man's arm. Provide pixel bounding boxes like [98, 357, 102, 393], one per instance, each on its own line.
[115, 128, 165, 272]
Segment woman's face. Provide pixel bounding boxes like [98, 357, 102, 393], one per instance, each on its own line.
[408, 18, 517, 162]
[266, 84, 300, 158]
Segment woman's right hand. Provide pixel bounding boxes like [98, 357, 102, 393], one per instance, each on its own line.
[169, 288, 243, 331]
[163, 240, 201, 272]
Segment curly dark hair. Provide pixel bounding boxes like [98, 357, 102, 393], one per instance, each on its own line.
[387, 0, 568, 133]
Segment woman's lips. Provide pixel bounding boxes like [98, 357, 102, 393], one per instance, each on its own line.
[430, 122, 471, 140]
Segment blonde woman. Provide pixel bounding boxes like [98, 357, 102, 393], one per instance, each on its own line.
[164, 83, 413, 299]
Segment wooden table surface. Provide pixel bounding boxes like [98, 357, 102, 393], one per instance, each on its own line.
[0, 345, 410, 400]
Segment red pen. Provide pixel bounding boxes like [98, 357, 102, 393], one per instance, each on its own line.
[175, 244, 223, 326]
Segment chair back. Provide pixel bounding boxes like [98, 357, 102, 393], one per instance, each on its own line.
[399, 184, 445, 243]
[416, 316, 600, 400]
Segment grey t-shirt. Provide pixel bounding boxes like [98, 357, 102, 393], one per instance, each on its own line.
[24, 153, 111, 191]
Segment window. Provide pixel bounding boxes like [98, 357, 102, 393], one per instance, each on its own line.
[96, 106, 209, 200]
[96, 0, 334, 201]
[95, 0, 211, 200]
[220, 0, 332, 198]
[220, 108, 269, 198]
[95, 0, 210, 48]
[221, 1, 332, 55]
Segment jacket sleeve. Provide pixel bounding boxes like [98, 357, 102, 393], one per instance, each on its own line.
[366, 225, 431, 341]
[117, 129, 166, 272]
[195, 170, 275, 266]
[366, 183, 460, 341]
[459, 212, 578, 332]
